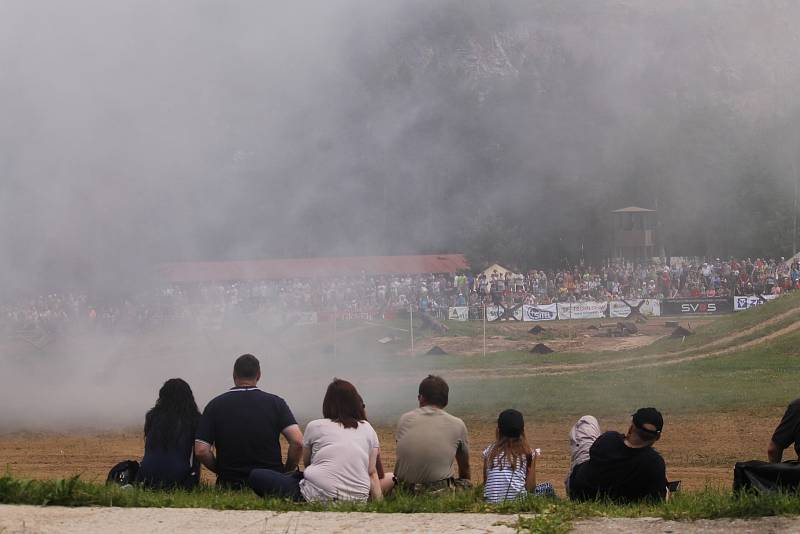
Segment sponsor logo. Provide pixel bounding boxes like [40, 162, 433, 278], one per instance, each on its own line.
[527, 310, 556, 320]
[680, 303, 716, 313]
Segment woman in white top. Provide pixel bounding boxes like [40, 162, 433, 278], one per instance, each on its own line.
[249, 378, 384, 502]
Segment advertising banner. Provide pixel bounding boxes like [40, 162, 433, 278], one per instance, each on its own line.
[557, 301, 608, 320]
[448, 306, 470, 321]
[485, 305, 524, 322]
[733, 294, 778, 311]
[660, 298, 732, 315]
[609, 299, 661, 318]
[522, 304, 558, 322]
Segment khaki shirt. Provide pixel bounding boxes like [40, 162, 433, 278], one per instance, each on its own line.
[394, 406, 469, 483]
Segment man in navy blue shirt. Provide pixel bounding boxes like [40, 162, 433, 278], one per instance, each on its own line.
[194, 354, 303, 488]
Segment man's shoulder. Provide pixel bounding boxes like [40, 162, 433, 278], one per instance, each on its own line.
[207, 388, 287, 408]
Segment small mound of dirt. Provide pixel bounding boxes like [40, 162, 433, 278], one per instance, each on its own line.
[530, 343, 554, 354]
[671, 326, 693, 338]
[426, 345, 448, 355]
[587, 325, 599, 330]
[528, 325, 546, 334]
[619, 322, 638, 335]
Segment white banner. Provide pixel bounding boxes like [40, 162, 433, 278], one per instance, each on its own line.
[522, 304, 558, 321]
[733, 294, 778, 311]
[485, 305, 524, 322]
[448, 306, 469, 321]
[609, 299, 661, 318]
[557, 301, 608, 320]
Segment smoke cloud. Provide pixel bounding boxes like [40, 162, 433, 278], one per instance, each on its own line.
[2, 1, 800, 428]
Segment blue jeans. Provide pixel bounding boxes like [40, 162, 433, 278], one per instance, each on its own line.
[248, 469, 304, 501]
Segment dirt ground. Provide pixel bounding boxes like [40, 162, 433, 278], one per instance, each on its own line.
[0, 412, 776, 493]
[414, 317, 712, 356]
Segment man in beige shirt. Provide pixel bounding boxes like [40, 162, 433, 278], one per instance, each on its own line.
[393, 375, 471, 492]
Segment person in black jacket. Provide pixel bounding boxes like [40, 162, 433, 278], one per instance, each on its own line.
[567, 408, 668, 503]
[768, 398, 800, 462]
[136, 378, 201, 489]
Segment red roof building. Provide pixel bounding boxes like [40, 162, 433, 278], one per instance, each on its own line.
[156, 254, 469, 283]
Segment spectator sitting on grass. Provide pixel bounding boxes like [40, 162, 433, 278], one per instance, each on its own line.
[482, 409, 553, 502]
[767, 398, 800, 463]
[194, 354, 303, 489]
[566, 408, 668, 503]
[393, 375, 471, 494]
[136, 378, 201, 490]
[249, 378, 385, 502]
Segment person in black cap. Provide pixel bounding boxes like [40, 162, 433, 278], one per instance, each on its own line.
[768, 398, 800, 463]
[566, 408, 669, 503]
[482, 409, 553, 502]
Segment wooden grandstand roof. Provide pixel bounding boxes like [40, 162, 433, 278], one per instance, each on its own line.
[157, 254, 469, 283]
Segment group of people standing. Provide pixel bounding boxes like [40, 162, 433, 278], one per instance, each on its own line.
[134, 353, 800, 503]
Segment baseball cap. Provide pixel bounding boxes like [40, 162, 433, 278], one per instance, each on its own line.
[632, 407, 663, 436]
[498, 409, 525, 438]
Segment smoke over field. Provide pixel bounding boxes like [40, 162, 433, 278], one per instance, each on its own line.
[2, 1, 800, 429]
[2, 1, 800, 296]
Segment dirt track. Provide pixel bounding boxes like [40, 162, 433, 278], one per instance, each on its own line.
[432, 306, 800, 379]
[0, 412, 780, 494]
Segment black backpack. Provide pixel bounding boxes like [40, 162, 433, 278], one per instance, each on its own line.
[107, 460, 140, 486]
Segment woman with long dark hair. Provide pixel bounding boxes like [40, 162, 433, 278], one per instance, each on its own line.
[136, 378, 201, 489]
[248, 378, 383, 501]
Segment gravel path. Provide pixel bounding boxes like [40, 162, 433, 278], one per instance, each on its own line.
[3, 505, 800, 533]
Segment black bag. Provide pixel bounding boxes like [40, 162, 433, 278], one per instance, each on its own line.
[733, 460, 800, 493]
[107, 460, 140, 486]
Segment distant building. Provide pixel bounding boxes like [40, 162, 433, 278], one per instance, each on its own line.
[611, 206, 657, 261]
[156, 254, 469, 284]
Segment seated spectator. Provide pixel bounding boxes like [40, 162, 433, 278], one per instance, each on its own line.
[393, 375, 471, 493]
[768, 398, 800, 462]
[136, 378, 201, 489]
[194, 354, 303, 488]
[483, 409, 553, 502]
[249, 378, 384, 502]
[567, 408, 668, 502]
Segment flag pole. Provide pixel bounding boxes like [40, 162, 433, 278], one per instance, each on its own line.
[410, 303, 414, 357]
[483, 303, 487, 358]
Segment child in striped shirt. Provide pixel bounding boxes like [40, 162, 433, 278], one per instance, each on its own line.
[482, 409, 554, 502]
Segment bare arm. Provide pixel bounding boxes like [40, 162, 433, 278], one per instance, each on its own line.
[455, 443, 471, 480]
[525, 452, 538, 491]
[194, 440, 217, 473]
[768, 440, 784, 463]
[376, 451, 385, 479]
[368, 447, 382, 501]
[282, 424, 303, 472]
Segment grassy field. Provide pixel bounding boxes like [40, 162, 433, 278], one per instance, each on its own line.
[4, 293, 800, 531]
[5, 473, 800, 534]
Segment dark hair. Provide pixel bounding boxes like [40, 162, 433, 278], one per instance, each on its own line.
[419, 375, 448, 408]
[633, 426, 660, 443]
[322, 378, 366, 429]
[488, 410, 530, 469]
[233, 354, 260, 380]
[144, 378, 200, 451]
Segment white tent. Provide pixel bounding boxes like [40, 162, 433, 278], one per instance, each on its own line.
[481, 263, 512, 277]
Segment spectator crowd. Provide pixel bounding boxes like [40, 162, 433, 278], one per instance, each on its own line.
[3, 256, 799, 335]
